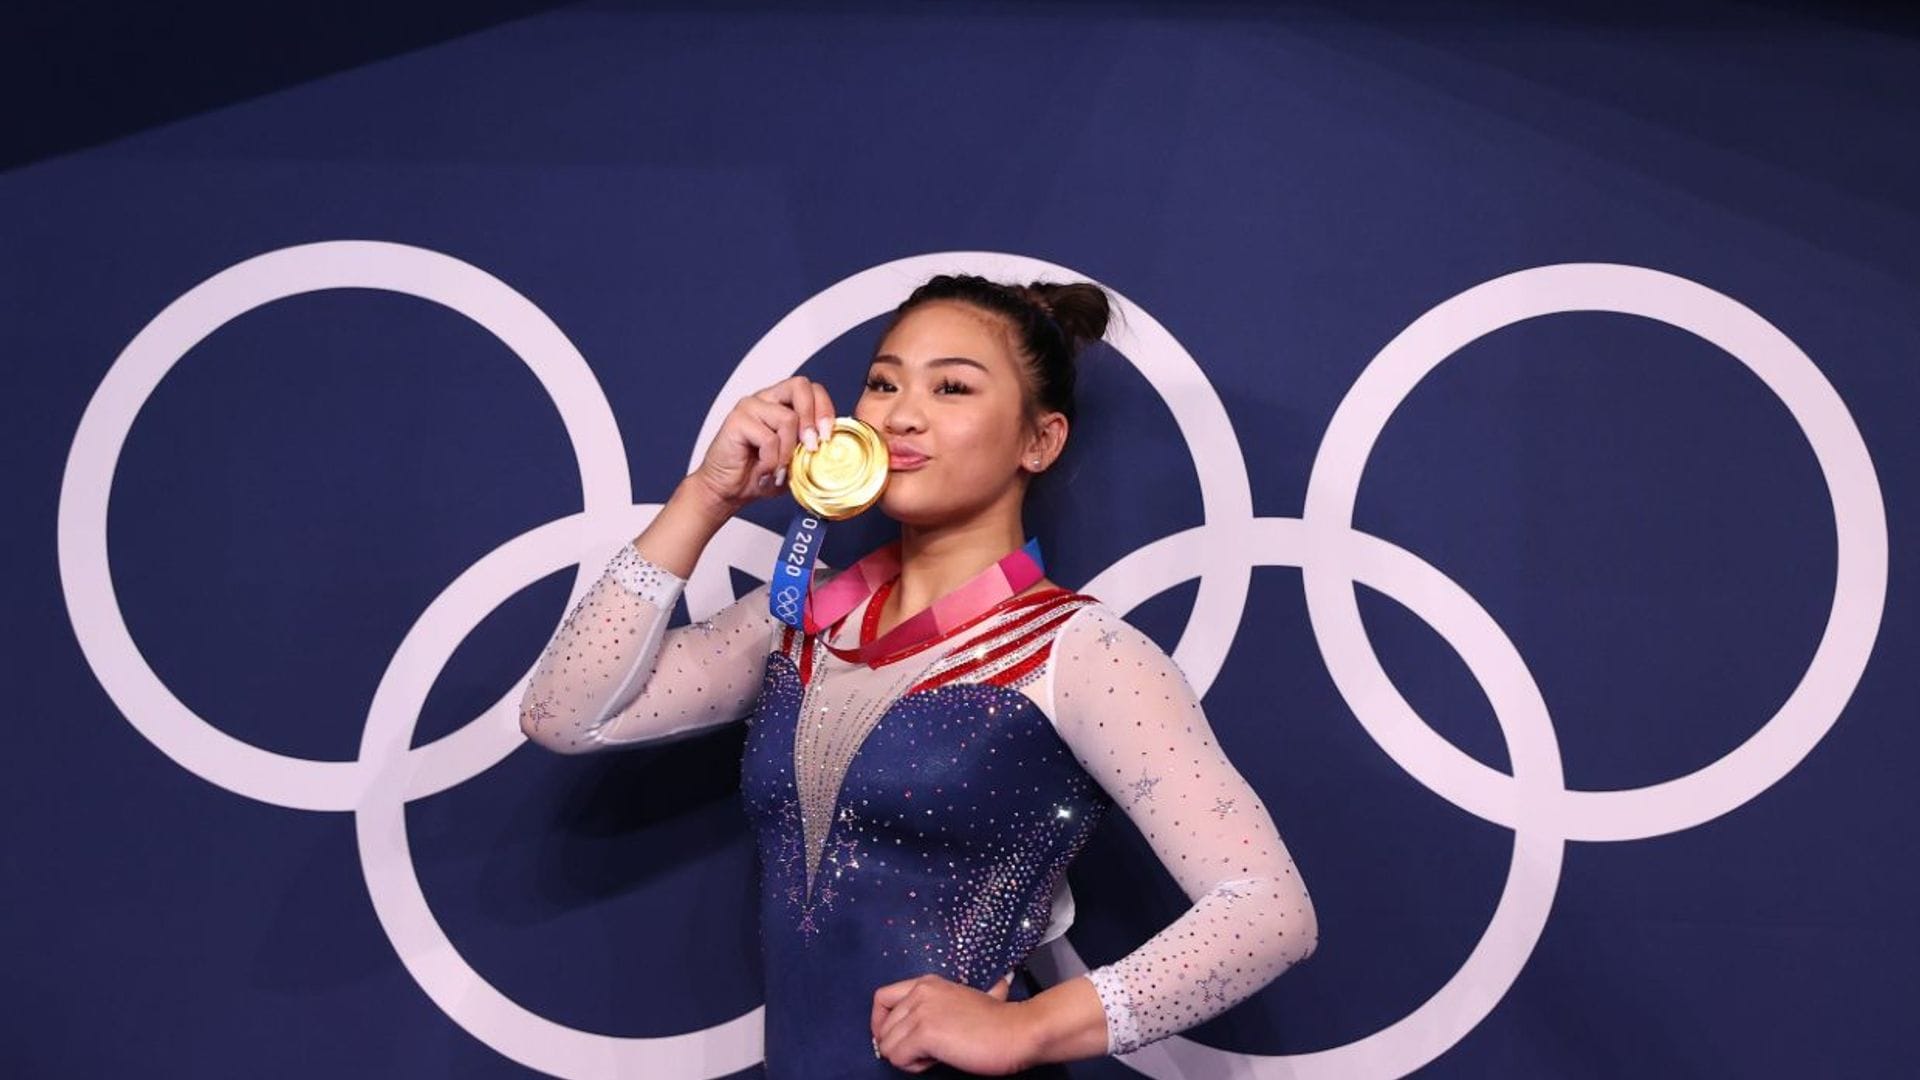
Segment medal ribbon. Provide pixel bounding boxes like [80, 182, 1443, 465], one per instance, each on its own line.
[807, 537, 1046, 667]
[770, 509, 829, 631]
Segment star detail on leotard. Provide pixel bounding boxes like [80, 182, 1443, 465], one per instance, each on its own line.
[827, 834, 862, 875]
[1211, 796, 1238, 818]
[1124, 770, 1161, 807]
[771, 798, 855, 941]
[1097, 626, 1122, 648]
[521, 693, 556, 733]
[1194, 966, 1232, 1006]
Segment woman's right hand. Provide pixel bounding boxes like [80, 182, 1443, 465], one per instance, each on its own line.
[688, 375, 840, 513]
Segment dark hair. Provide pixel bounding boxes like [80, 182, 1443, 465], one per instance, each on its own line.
[883, 273, 1112, 429]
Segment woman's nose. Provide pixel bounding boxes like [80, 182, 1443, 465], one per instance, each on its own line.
[881, 399, 925, 433]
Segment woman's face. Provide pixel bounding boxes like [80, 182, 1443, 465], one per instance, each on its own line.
[853, 300, 1043, 527]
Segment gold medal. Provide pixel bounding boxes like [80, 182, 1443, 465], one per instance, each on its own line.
[789, 417, 889, 520]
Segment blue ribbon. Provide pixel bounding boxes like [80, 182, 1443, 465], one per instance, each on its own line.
[770, 508, 826, 630]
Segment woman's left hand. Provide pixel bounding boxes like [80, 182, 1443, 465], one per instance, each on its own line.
[870, 970, 1034, 1074]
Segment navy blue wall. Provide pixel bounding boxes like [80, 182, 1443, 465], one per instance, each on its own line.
[6, 2, 1915, 1076]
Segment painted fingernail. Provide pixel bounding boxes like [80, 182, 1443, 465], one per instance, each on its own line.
[801, 428, 818, 451]
[817, 417, 834, 442]
[774, 466, 787, 486]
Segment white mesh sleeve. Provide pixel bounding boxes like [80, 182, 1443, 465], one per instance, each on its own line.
[1045, 603, 1318, 1056]
[517, 543, 784, 753]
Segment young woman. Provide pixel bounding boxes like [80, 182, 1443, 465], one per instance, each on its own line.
[519, 274, 1317, 1077]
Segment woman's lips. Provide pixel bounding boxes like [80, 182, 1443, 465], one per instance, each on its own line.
[889, 453, 929, 471]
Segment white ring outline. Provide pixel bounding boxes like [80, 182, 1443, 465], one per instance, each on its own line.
[57, 240, 633, 811]
[1301, 263, 1888, 842]
[355, 509, 772, 1078]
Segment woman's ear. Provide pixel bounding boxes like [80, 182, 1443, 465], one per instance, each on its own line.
[1024, 411, 1068, 471]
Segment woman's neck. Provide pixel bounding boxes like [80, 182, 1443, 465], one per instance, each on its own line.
[885, 513, 1028, 629]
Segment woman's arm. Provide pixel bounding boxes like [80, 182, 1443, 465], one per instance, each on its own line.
[517, 475, 784, 753]
[1021, 603, 1318, 1060]
[518, 373, 843, 753]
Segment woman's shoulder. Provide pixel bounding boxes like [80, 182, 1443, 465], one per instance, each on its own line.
[1014, 578, 1104, 616]
[972, 581, 1108, 661]
[1041, 596, 1178, 666]
[1027, 588, 1124, 655]
[1021, 576, 1100, 604]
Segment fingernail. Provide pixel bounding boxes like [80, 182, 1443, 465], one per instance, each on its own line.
[774, 466, 787, 486]
[817, 417, 834, 442]
[801, 428, 818, 452]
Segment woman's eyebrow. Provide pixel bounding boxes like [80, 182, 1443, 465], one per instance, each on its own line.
[870, 354, 990, 374]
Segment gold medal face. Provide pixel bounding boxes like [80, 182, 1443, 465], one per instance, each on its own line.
[789, 417, 889, 521]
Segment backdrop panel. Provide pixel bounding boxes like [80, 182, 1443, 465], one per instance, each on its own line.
[5, 2, 1915, 1077]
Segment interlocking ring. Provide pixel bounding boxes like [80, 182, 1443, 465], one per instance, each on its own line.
[773, 584, 802, 622]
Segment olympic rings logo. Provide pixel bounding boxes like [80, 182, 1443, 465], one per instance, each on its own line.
[773, 584, 802, 623]
[58, 242, 1887, 1079]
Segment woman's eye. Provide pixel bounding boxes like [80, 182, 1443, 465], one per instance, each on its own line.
[861, 374, 969, 395]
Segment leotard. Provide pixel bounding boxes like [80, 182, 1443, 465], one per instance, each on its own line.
[520, 542, 1317, 1076]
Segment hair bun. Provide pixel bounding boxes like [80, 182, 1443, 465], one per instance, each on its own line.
[1019, 281, 1112, 357]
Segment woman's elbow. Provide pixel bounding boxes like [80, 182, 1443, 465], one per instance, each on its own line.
[517, 689, 595, 755]
[1289, 889, 1320, 964]
[1293, 911, 1320, 965]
